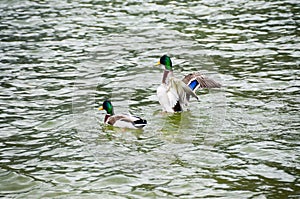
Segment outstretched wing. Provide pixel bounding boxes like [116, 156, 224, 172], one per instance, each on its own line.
[182, 72, 221, 91]
[168, 77, 199, 107]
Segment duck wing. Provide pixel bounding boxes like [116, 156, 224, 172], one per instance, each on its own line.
[157, 77, 199, 112]
[182, 72, 221, 91]
[108, 114, 147, 129]
[168, 77, 199, 106]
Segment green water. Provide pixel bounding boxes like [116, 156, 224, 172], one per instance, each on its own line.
[0, 0, 299, 198]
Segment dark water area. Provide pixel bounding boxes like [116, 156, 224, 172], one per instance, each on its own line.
[0, 0, 299, 198]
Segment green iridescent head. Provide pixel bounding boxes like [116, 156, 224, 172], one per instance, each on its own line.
[157, 55, 173, 71]
[99, 100, 114, 115]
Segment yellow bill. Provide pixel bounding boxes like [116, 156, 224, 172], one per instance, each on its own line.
[98, 106, 104, 110]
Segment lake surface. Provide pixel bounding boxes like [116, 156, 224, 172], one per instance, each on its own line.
[0, 0, 299, 198]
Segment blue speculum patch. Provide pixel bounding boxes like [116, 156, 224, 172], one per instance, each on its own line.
[189, 80, 199, 91]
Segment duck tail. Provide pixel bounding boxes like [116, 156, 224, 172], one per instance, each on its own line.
[173, 101, 182, 112]
[133, 118, 147, 129]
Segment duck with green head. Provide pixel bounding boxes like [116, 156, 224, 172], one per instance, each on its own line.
[156, 55, 221, 112]
[99, 100, 147, 129]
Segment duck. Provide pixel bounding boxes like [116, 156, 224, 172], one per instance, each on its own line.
[155, 55, 221, 113]
[98, 100, 147, 129]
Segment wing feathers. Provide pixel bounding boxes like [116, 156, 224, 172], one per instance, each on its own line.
[182, 72, 221, 90]
[108, 114, 147, 129]
[157, 72, 221, 112]
[169, 78, 199, 108]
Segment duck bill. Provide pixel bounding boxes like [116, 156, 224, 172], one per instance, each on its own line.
[155, 61, 161, 66]
[98, 106, 104, 111]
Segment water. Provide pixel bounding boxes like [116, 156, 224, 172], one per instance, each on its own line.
[0, 0, 299, 198]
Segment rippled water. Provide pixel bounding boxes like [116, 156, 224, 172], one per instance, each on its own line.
[0, 0, 299, 198]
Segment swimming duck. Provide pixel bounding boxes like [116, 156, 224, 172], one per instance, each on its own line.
[156, 55, 221, 112]
[98, 100, 147, 129]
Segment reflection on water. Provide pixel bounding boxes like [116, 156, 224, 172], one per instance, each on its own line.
[0, 0, 299, 198]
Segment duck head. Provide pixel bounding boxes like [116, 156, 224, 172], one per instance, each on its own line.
[157, 55, 173, 71]
[99, 100, 114, 115]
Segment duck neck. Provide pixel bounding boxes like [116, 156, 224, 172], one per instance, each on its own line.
[162, 70, 173, 84]
[104, 114, 110, 123]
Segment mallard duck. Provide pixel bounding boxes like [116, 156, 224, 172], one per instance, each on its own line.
[156, 55, 221, 112]
[98, 100, 147, 129]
